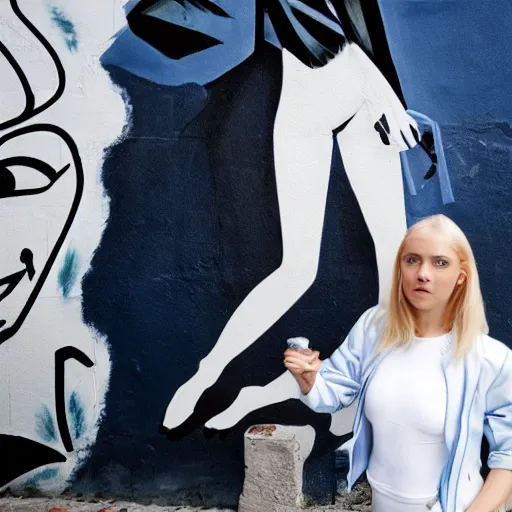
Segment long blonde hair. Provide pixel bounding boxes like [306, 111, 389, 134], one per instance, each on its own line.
[379, 214, 488, 358]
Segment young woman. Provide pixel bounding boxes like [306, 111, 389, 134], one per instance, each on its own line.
[285, 214, 512, 512]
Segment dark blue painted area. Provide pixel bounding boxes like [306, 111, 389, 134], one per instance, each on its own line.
[77, 0, 512, 505]
[379, 0, 512, 124]
[78, 43, 376, 504]
[379, 0, 512, 346]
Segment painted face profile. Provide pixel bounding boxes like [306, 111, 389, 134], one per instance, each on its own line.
[0, 125, 83, 344]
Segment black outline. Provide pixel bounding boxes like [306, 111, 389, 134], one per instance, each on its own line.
[0, 125, 84, 344]
[0, 0, 65, 131]
[55, 347, 94, 453]
[0, 157, 70, 198]
[0, 269, 26, 302]
[0, 434, 66, 487]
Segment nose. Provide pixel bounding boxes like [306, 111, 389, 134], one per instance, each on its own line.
[417, 262, 431, 283]
[20, 248, 35, 280]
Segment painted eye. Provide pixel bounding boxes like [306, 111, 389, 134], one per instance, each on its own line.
[0, 157, 69, 198]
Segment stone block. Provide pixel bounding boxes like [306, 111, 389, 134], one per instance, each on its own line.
[238, 424, 315, 512]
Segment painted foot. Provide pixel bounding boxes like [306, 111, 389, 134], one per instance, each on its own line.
[162, 375, 210, 430]
[204, 392, 253, 430]
[206, 373, 301, 430]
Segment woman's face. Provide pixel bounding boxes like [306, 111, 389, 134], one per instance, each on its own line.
[400, 228, 465, 313]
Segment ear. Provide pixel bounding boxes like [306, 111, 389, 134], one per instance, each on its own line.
[457, 270, 467, 285]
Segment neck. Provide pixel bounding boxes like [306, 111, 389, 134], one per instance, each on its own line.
[413, 307, 448, 338]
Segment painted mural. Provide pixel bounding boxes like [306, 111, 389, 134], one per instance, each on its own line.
[0, 0, 124, 494]
[1, 0, 512, 507]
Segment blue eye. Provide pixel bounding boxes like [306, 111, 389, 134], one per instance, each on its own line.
[0, 157, 69, 198]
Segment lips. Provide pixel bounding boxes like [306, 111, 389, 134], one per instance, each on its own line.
[0, 269, 26, 303]
[414, 287, 431, 294]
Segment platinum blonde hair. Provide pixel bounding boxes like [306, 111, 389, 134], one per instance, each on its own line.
[379, 214, 488, 358]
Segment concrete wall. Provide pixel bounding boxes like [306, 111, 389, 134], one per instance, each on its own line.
[1, 0, 511, 507]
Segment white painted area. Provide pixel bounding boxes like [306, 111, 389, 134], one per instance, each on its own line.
[0, 0, 60, 120]
[0, 0, 125, 491]
[164, 43, 417, 435]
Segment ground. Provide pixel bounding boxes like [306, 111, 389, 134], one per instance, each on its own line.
[0, 483, 372, 512]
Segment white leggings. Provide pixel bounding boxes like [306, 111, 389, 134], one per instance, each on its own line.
[372, 485, 507, 512]
[371, 487, 433, 512]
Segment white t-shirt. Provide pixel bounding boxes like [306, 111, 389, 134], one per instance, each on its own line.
[364, 333, 449, 506]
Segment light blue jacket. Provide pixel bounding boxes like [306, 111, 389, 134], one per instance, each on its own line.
[300, 306, 512, 512]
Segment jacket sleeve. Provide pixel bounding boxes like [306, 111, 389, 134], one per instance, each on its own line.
[299, 306, 377, 414]
[484, 348, 512, 470]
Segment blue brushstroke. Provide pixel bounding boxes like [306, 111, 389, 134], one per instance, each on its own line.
[400, 152, 417, 197]
[101, 1, 255, 86]
[408, 110, 454, 205]
[58, 248, 79, 298]
[264, 11, 281, 48]
[69, 391, 85, 440]
[35, 405, 58, 443]
[25, 467, 59, 486]
[49, 6, 78, 52]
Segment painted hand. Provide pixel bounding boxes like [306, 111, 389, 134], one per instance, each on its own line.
[349, 43, 420, 151]
[373, 110, 420, 151]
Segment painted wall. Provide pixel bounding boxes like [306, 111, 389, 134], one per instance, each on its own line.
[1, 0, 511, 507]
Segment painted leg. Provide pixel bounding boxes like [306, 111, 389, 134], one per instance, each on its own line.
[163, 44, 411, 430]
[162, 127, 334, 429]
[336, 104, 408, 304]
[206, 369, 357, 440]
[205, 371, 299, 430]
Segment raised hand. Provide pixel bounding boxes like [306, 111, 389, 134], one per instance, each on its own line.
[284, 348, 322, 395]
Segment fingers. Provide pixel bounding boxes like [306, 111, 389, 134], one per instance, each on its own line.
[283, 348, 321, 375]
[284, 361, 307, 372]
[373, 104, 420, 151]
[374, 114, 391, 146]
[284, 354, 312, 366]
[400, 115, 420, 149]
[374, 111, 407, 150]
[284, 348, 319, 361]
[284, 358, 315, 373]
[388, 111, 413, 150]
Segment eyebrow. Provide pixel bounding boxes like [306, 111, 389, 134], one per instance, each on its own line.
[403, 253, 452, 260]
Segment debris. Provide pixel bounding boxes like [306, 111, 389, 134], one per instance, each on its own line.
[248, 425, 276, 437]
